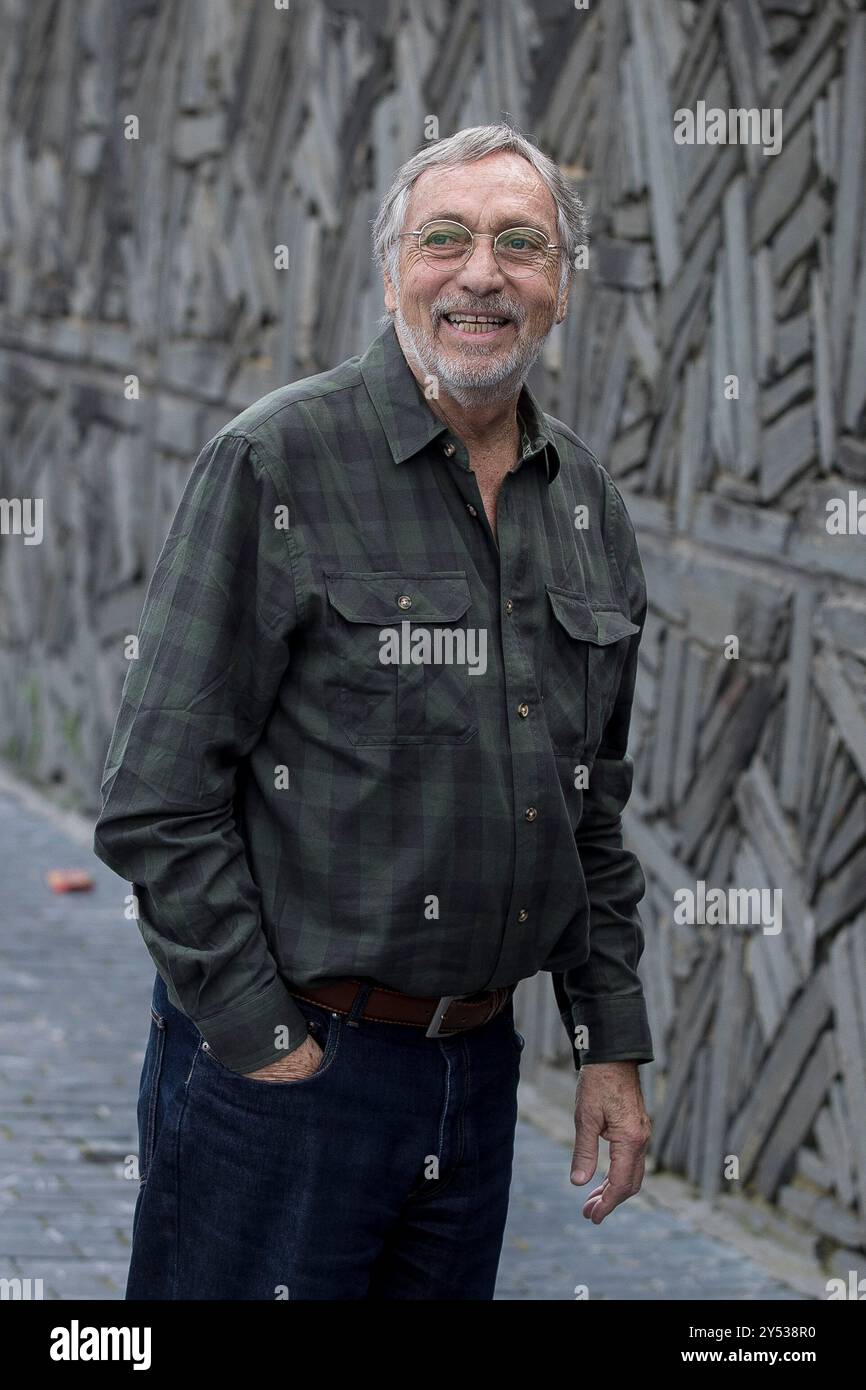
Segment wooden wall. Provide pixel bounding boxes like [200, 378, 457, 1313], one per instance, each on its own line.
[1, 0, 865, 1270]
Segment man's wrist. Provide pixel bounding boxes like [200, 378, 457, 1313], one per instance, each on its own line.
[196, 977, 310, 1074]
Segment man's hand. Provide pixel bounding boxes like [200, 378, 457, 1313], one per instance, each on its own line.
[243, 1031, 324, 1082]
[570, 1061, 651, 1223]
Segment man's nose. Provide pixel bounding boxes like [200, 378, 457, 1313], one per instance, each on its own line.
[453, 236, 507, 294]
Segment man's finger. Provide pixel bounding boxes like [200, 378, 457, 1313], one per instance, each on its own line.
[582, 1153, 646, 1223]
[570, 1118, 600, 1184]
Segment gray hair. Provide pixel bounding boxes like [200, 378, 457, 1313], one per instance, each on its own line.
[371, 123, 588, 313]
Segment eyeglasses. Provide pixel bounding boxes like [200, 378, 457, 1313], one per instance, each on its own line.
[398, 219, 562, 280]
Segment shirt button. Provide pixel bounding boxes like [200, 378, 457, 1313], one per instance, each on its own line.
[466, 503, 478, 517]
[517, 907, 529, 923]
[443, 441, 456, 457]
[524, 806, 538, 822]
[505, 598, 514, 615]
[517, 701, 529, 718]
[397, 594, 412, 610]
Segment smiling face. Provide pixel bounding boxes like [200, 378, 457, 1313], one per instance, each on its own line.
[383, 151, 571, 404]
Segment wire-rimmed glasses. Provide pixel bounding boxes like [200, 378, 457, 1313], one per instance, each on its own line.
[398, 219, 561, 279]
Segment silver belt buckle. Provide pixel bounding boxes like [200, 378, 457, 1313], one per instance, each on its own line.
[426, 995, 461, 1038]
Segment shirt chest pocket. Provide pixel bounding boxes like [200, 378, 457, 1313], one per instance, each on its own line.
[323, 571, 479, 746]
[542, 584, 639, 759]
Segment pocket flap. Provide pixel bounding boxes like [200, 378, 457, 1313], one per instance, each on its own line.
[325, 571, 472, 625]
[546, 585, 639, 645]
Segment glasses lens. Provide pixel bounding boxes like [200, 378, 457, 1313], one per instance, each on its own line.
[495, 228, 550, 277]
[419, 221, 473, 263]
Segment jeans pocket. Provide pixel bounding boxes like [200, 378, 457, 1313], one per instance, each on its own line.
[138, 1006, 167, 1183]
[199, 1007, 342, 1089]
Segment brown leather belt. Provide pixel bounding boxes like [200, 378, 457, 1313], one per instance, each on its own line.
[289, 978, 514, 1038]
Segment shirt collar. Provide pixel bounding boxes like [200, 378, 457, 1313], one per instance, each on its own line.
[359, 319, 561, 484]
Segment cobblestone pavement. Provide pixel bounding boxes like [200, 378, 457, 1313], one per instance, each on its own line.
[498, 1123, 803, 1300]
[0, 782, 806, 1302]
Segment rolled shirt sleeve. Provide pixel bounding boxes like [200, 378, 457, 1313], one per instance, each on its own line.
[552, 472, 654, 1071]
[93, 431, 310, 1073]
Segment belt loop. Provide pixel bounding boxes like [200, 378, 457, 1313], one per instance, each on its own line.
[346, 981, 373, 1024]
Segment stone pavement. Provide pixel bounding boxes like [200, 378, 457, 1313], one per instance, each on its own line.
[0, 775, 808, 1301]
[498, 1122, 804, 1300]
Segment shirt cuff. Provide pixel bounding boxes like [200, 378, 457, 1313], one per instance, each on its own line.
[561, 995, 655, 1071]
[194, 977, 311, 1074]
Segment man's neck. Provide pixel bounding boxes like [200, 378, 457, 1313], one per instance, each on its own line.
[426, 388, 521, 456]
[396, 325, 523, 455]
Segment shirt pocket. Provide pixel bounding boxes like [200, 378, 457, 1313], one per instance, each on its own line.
[323, 570, 478, 746]
[541, 584, 639, 759]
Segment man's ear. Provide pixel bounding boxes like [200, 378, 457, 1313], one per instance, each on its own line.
[555, 270, 573, 325]
[383, 269, 397, 315]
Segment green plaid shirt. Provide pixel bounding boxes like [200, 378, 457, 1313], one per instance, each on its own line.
[94, 321, 654, 1075]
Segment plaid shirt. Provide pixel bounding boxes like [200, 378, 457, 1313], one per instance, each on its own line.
[94, 321, 654, 1075]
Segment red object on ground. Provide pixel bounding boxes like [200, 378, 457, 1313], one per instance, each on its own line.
[46, 869, 94, 893]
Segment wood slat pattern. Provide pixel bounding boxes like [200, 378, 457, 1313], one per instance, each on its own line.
[1, 0, 864, 1263]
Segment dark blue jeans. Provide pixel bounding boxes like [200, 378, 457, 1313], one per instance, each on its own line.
[126, 971, 524, 1299]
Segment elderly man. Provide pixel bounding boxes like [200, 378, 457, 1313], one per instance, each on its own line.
[94, 123, 653, 1301]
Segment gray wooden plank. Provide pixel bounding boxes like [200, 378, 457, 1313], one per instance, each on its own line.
[813, 646, 866, 786]
[622, 805, 692, 902]
[653, 944, 721, 1153]
[773, 1, 843, 112]
[775, 309, 811, 374]
[754, 246, 775, 386]
[814, 843, 866, 940]
[809, 266, 836, 474]
[736, 756, 813, 973]
[672, 640, 707, 804]
[676, 353, 709, 532]
[626, 0, 682, 287]
[727, 965, 832, 1181]
[649, 627, 686, 813]
[755, 1031, 839, 1199]
[830, 12, 866, 383]
[679, 674, 775, 860]
[828, 928, 866, 1238]
[771, 186, 831, 284]
[780, 586, 817, 816]
[843, 205, 866, 433]
[836, 435, 866, 481]
[820, 779, 865, 881]
[828, 1079, 858, 1208]
[691, 493, 791, 561]
[804, 753, 850, 897]
[682, 146, 738, 256]
[710, 252, 737, 472]
[761, 361, 812, 424]
[759, 401, 817, 502]
[700, 931, 747, 1199]
[751, 120, 812, 250]
[736, 837, 800, 1027]
[672, 0, 721, 111]
[686, 1043, 710, 1187]
[795, 1145, 835, 1193]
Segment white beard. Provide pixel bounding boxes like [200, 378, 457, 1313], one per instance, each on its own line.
[393, 302, 550, 408]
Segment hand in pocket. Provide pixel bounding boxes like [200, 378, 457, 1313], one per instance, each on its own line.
[243, 1031, 324, 1082]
